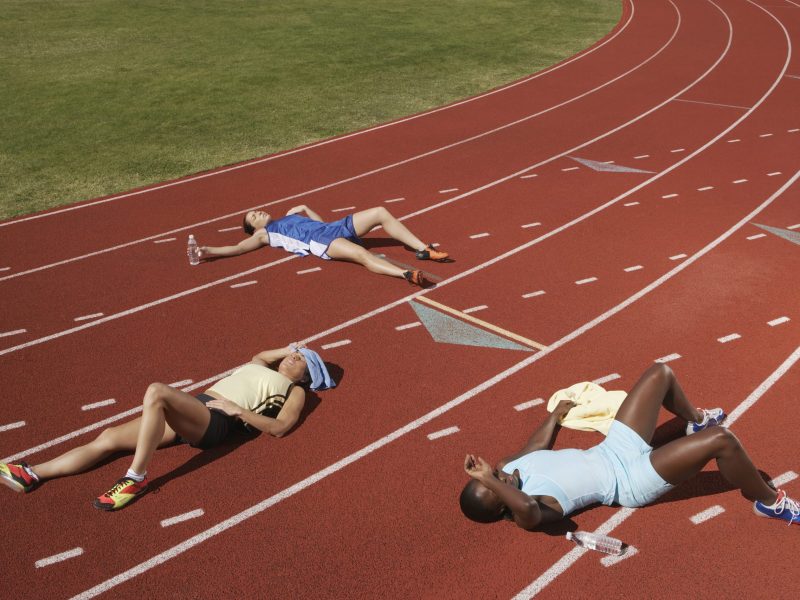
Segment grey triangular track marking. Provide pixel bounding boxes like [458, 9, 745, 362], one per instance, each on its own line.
[570, 157, 654, 174]
[752, 223, 800, 246]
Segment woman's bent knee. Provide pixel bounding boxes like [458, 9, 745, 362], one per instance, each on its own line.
[144, 382, 169, 407]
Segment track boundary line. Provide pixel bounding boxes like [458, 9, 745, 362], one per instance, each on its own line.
[65, 168, 800, 598]
[0, 2, 636, 229]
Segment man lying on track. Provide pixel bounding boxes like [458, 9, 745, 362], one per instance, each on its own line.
[199, 204, 450, 286]
[461, 363, 798, 528]
[0, 344, 335, 511]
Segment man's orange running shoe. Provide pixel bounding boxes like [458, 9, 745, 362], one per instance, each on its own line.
[93, 476, 148, 511]
[403, 269, 427, 287]
[415, 245, 449, 261]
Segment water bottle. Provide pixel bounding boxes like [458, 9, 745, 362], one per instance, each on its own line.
[187, 235, 200, 266]
[566, 531, 623, 555]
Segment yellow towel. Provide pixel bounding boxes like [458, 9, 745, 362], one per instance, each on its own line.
[546, 381, 626, 435]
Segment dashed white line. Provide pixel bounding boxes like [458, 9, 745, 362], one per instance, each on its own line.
[384, 197, 405, 203]
[624, 265, 643, 272]
[602, 160, 616, 164]
[81, 399, 117, 412]
[297, 267, 322, 275]
[767, 316, 790, 327]
[655, 353, 681, 363]
[601, 546, 638, 567]
[514, 398, 544, 411]
[669, 253, 687, 260]
[169, 379, 193, 388]
[717, 333, 741, 344]
[697, 186, 714, 191]
[521, 222, 542, 228]
[633, 154, 649, 159]
[321, 339, 351, 350]
[230, 281, 257, 288]
[662, 193, 678, 199]
[35, 547, 84, 568]
[439, 188, 459, 194]
[427, 426, 459, 440]
[788, 224, 800, 230]
[670, 148, 685, 153]
[690, 505, 725, 524]
[217, 226, 240, 233]
[331, 206, 356, 213]
[469, 233, 490, 239]
[767, 172, 782, 177]
[520, 173, 539, 179]
[0, 421, 26, 433]
[0, 329, 27, 338]
[561, 166, 580, 172]
[74, 313, 104, 322]
[770, 471, 798, 488]
[789, 128, 799, 133]
[733, 178, 748, 184]
[395, 322, 421, 331]
[522, 290, 546, 299]
[593, 373, 621, 385]
[0, 267, 10, 271]
[759, 133, 773, 138]
[727, 138, 740, 143]
[623, 201, 640, 206]
[746, 233, 766, 240]
[153, 238, 176, 244]
[463, 305, 488, 314]
[161, 509, 205, 528]
[575, 277, 598, 285]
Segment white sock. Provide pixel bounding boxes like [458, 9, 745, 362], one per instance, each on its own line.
[125, 468, 146, 482]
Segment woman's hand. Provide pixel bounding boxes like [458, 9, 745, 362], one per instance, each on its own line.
[464, 454, 494, 483]
[205, 398, 244, 418]
[552, 399, 577, 421]
[286, 205, 307, 216]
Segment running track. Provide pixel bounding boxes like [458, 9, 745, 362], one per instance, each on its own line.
[1, 1, 798, 598]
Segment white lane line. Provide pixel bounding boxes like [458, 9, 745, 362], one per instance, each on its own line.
[633, 154, 649, 159]
[297, 267, 322, 275]
[427, 426, 460, 440]
[788, 224, 800, 230]
[624, 201, 640, 206]
[169, 379, 193, 388]
[153, 238, 176, 244]
[759, 133, 773, 138]
[0, 267, 10, 271]
[746, 233, 766, 240]
[35, 547, 84, 568]
[0, 421, 26, 433]
[74, 313, 104, 322]
[789, 128, 800, 132]
[81, 399, 117, 412]
[593, 373, 621, 385]
[161, 509, 205, 528]
[463, 305, 488, 314]
[331, 206, 355, 213]
[601, 546, 638, 567]
[727, 138, 741, 143]
[770, 471, 798, 488]
[395, 322, 421, 331]
[767, 316, 790, 326]
[690, 505, 725, 525]
[674, 98, 751, 110]
[321, 339, 351, 350]
[384, 198, 405, 205]
[655, 353, 681, 363]
[469, 232, 490, 239]
[767, 172, 782, 177]
[561, 166, 580, 172]
[624, 265, 643, 272]
[602, 160, 616, 164]
[575, 277, 598, 285]
[1, 8, 639, 231]
[669, 253, 687, 260]
[662, 193, 678, 199]
[670, 148, 685, 153]
[0, 329, 27, 338]
[520, 174, 539, 179]
[522, 290, 545, 299]
[514, 399, 544, 411]
[439, 188, 459, 194]
[697, 186, 714, 191]
[217, 226, 240, 232]
[717, 333, 741, 344]
[522, 222, 541, 228]
[733, 178, 748, 184]
[230, 281, 257, 289]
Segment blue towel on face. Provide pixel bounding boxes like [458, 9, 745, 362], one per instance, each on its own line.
[299, 348, 336, 391]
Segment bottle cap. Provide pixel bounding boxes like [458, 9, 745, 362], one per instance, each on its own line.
[565, 532, 573, 541]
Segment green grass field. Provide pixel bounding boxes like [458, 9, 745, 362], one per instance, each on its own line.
[1, 0, 621, 220]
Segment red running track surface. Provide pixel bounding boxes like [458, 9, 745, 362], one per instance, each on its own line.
[1, 0, 799, 598]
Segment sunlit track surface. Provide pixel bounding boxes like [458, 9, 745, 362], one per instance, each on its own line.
[2, 1, 799, 598]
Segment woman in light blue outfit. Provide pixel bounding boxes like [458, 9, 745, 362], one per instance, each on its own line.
[461, 364, 799, 529]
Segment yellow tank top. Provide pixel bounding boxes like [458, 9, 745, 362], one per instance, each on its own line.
[207, 363, 294, 418]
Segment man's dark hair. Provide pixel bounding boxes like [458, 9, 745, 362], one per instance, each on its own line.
[243, 214, 255, 236]
[459, 480, 504, 524]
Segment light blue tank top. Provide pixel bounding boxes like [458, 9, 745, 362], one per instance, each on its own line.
[502, 447, 616, 516]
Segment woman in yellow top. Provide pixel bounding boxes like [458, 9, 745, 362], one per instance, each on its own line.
[0, 344, 335, 511]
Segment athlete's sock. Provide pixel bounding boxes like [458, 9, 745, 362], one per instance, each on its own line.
[22, 464, 40, 482]
[125, 468, 146, 482]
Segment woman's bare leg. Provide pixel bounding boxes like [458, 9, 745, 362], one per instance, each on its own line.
[649, 427, 777, 504]
[327, 238, 407, 278]
[614, 364, 704, 444]
[350, 207, 426, 251]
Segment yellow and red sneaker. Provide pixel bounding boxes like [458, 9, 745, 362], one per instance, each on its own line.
[0, 462, 40, 493]
[93, 476, 148, 511]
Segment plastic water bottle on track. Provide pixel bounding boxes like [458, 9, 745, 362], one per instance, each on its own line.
[566, 531, 623, 555]
[187, 235, 200, 266]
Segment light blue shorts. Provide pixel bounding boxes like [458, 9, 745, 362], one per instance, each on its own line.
[596, 420, 674, 508]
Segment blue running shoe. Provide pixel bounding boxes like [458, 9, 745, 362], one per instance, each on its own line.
[685, 408, 726, 435]
[753, 490, 800, 525]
